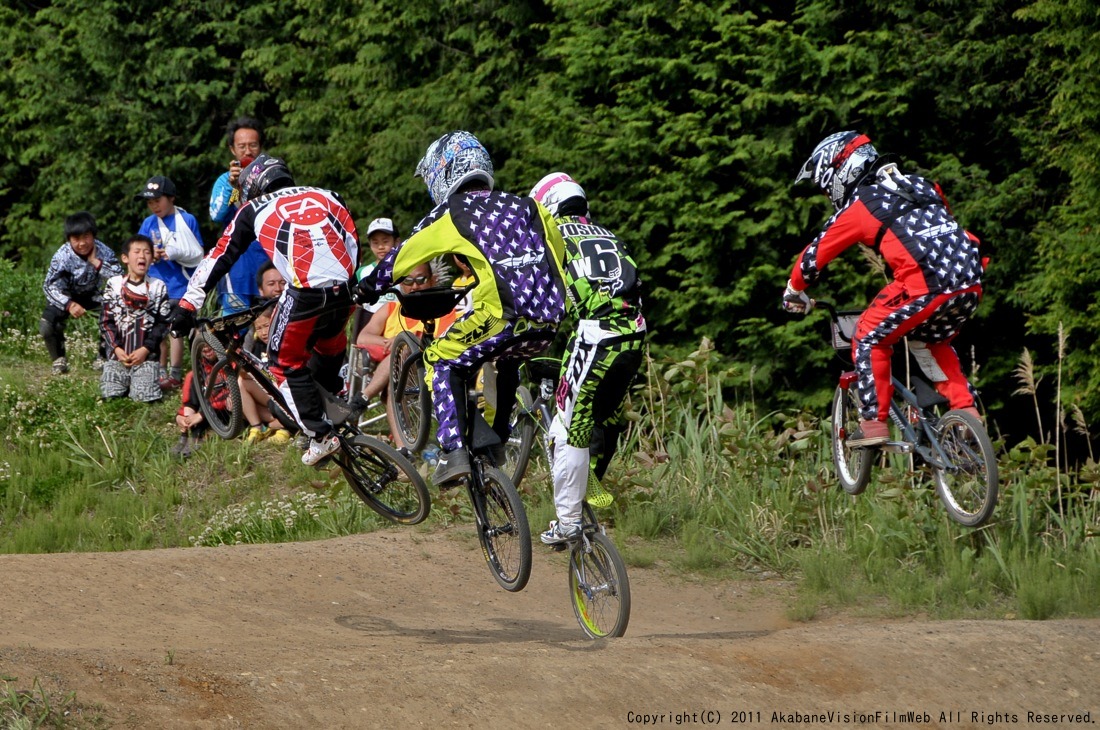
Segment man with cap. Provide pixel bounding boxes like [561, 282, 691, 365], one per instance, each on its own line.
[136, 175, 204, 390]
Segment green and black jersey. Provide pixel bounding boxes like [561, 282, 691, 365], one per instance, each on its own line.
[555, 215, 644, 333]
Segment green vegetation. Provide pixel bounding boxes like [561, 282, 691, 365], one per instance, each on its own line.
[1, 316, 1095, 622]
[0, 675, 107, 729]
[4, 1, 1097, 718]
[1, 0, 1099, 433]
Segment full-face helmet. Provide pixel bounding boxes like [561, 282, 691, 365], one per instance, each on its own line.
[528, 172, 587, 216]
[240, 154, 295, 202]
[415, 131, 494, 205]
[794, 131, 879, 210]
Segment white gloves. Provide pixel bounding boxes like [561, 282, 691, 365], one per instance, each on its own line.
[782, 280, 813, 314]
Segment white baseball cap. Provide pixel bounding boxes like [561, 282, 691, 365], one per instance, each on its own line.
[366, 218, 397, 237]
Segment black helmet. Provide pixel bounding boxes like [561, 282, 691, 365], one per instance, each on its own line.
[240, 154, 295, 202]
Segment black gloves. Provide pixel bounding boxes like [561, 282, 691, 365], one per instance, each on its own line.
[170, 305, 197, 338]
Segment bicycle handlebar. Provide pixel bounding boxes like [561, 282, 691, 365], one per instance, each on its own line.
[197, 297, 279, 331]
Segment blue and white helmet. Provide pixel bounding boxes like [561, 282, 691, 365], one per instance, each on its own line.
[415, 131, 495, 206]
[794, 131, 879, 210]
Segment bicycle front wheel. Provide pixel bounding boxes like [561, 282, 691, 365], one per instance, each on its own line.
[390, 332, 431, 452]
[503, 386, 537, 488]
[337, 435, 431, 525]
[831, 384, 872, 495]
[931, 410, 999, 527]
[569, 531, 631, 638]
[471, 467, 532, 592]
[190, 336, 244, 440]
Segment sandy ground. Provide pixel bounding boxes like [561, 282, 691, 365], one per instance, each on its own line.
[2, 529, 1098, 729]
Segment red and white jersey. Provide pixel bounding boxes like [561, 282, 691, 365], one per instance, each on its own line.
[183, 186, 358, 309]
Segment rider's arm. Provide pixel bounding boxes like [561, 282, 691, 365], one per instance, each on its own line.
[179, 204, 259, 312]
[790, 202, 877, 291]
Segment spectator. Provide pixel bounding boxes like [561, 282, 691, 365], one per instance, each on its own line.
[40, 211, 122, 374]
[354, 263, 455, 446]
[209, 116, 271, 315]
[137, 175, 204, 391]
[172, 341, 228, 457]
[99, 235, 172, 402]
[241, 261, 292, 444]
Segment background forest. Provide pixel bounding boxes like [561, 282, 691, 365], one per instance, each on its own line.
[1, 0, 1098, 454]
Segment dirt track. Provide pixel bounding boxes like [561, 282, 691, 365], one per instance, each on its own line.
[2, 530, 1098, 729]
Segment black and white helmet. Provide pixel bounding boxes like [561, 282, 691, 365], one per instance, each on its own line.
[794, 131, 879, 210]
[415, 131, 495, 206]
[240, 154, 295, 202]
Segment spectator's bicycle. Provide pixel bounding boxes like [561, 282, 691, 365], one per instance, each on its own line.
[386, 285, 533, 591]
[189, 300, 431, 525]
[817, 301, 998, 527]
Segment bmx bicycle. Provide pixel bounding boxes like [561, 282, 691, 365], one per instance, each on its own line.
[385, 284, 533, 591]
[817, 300, 998, 527]
[188, 299, 431, 525]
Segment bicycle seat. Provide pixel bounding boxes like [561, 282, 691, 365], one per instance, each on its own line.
[392, 285, 471, 321]
[526, 357, 561, 383]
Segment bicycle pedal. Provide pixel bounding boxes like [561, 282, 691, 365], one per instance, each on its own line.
[881, 440, 914, 454]
[550, 543, 568, 553]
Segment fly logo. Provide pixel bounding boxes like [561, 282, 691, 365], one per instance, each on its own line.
[499, 251, 543, 269]
[278, 195, 328, 226]
[915, 221, 959, 238]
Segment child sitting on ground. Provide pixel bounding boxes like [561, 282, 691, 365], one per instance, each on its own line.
[172, 342, 229, 457]
[41, 211, 122, 374]
[241, 262, 292, 444]
[99, 235, 171, 402]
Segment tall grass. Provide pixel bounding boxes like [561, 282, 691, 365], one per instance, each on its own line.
[604, 339, 1100, 620]
[1, 306, 1097, 621]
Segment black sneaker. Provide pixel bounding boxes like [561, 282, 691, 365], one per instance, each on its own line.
[169, 434, 190, 457]
[432, 448, 471, 485]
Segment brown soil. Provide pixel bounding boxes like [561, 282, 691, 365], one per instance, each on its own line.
[2, 530, 1098, 729]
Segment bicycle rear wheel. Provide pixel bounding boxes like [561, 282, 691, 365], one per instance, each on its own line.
[831, 384, 872, 495]
[390, 332, 431, 452]
[471, 466, 532, 592]
[503, 386, 537, 488]
[337, 434, 431, 525]
[569, 531, 631, 638]
[190, 335, 244, 439]
[931, 410, 999, 527]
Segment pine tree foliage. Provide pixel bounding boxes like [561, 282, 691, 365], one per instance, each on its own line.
[0, 0, 1097, 432]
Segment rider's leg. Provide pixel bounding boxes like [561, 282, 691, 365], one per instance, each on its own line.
[549, 413, 587, 526]
[489, 360, 519, 446]
[587, 341, 644, 479]
[423, 308, 511, 452]
[268, 290, 351, 440]
[907, 288, 982, 412]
